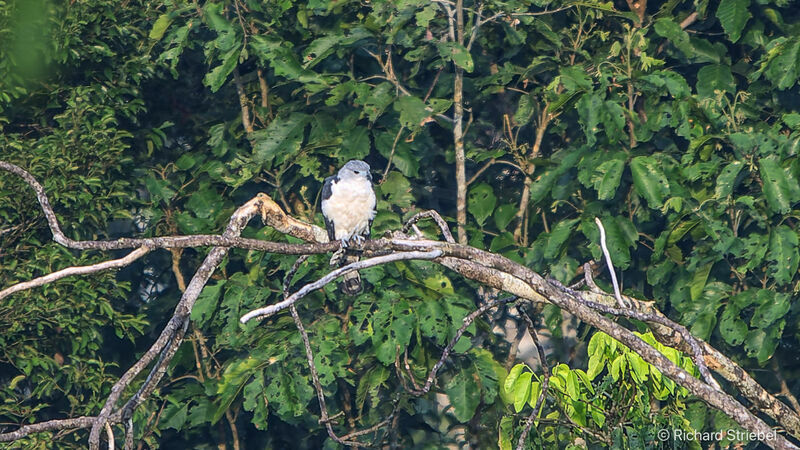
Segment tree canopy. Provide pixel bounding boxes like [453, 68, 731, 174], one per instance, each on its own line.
[1, 0, 800, 448]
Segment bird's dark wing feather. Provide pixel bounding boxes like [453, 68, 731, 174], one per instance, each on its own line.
[321, 175, 337, 242]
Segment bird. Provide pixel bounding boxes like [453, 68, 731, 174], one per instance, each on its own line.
[321, 160, 377, 295]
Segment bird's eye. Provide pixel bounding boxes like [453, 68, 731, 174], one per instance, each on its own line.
[353, 170, 360, 174]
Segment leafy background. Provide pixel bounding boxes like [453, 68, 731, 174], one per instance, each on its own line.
[1, 0, 799, 447]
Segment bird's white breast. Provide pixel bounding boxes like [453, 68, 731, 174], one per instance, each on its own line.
[322, 177, 376, 241]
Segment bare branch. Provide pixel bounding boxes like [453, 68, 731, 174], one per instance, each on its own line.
[87, 192, 265, 449]
[594, 217, 628, 308]
[381, 126, 405, 181]
[402, 210, 455, 243]
[240, 250, 443, 323]
[0, 417, 96, 442]
[0, 247, 151, 301]
[406, 296, 518, 396]
[104, 422, 114, 450]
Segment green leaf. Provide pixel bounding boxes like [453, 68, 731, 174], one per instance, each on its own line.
[513, 371, 532, 413]
[527, 381, 542, 408]
[203, 46, 241, 93]
[494, 204, 517, 231]
[653, 18, 693, 56]
[591, 159, 625, 200]
[445, 367, 480, 422]
[759, 156, 800, 214]
[162, 402, 188, 431]
[690, 263, 713, 301]
[468, 183, 497, 227]
[716, 0, 751, 42]
[745, 322, 784, 364]
[715, 161, 743, 198]
[144, 175, 176, 204]
[751, 290, 790, 329]
[340, 127, 370, 160]
[191, 281, 226, 327]
[696, 64, 735, 97]
[150, 14, 172, 40]
[630, 156, 670, 209]
[719, 305, 747, 346]
[394, 96, 428, 129]
[504, 364, 524, 396]
[252, 113, 309, 166]
[303, 34, 342, 69]
[545, 219, 579, 260]
[764, 38, 800, 90]
[768, 226, 800, 285]
[498, 416, 514, 450]
[378, 171, 414, 208]
[438, 42, 474, 72]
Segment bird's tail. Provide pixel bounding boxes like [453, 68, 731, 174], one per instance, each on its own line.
[341, 254, 363, 295]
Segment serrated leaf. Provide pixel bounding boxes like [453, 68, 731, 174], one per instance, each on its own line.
[696, 64, 735, 97]
[630, 156, 670, 209]
[252, 113, 309, 166]
[768, 225, 799, 285]
[716, 0, 751, 43]
[715, 161, 743, 198]
[203, 46, 241, 93]
[592, 159, 625, 200]
[759, 156, 800, 214]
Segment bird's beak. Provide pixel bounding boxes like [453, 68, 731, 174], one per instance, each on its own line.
[367, 172, 373, 182]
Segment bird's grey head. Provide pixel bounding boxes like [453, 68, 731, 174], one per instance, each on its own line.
[338, 160, 372, 182]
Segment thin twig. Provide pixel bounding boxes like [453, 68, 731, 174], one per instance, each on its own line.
[381, 127, 405, 181]
[594, 217, 628, 308]
[406, 296, 518, 395]
[285, 255, 391, 447]
[402, 210, 455, 243]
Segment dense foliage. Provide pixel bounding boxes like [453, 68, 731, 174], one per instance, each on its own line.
[1, 0, 799, 447]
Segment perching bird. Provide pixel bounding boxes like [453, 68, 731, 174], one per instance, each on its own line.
[321, 160, 377, 295]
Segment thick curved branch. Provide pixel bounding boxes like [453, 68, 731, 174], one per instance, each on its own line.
[87, 193, 264, 449]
